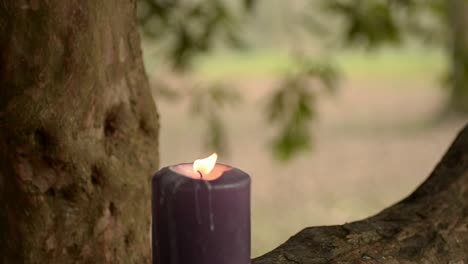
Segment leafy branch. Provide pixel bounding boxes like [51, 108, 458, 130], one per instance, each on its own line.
[267, 58, 339, 160]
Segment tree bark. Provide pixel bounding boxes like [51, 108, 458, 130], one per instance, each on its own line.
[253, 124, 468, 264]
[0, 1, 159, 263]
[450, 0, 468, 114]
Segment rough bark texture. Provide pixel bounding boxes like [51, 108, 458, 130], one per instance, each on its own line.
[0, 1, 159, 263]
[254, 124, 468, 264]
[450, 0, 468, 113]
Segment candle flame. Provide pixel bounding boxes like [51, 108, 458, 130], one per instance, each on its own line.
[193, 153, 218, 176]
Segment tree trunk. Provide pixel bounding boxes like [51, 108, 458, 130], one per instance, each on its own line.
[450, 0, 468, 114]
[253, 124, 468, 264]
[0, 1, 159, 263]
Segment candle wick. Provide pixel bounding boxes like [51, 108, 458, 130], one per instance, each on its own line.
[197, 170, 203, 180]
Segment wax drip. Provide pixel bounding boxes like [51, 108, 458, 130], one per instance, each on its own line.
[159, 190, 165, 205]
[167, 176, 186, 264]
[197, 170, 214, 230]
[203, 180, 215, 231]
[194, 181, 202, 224]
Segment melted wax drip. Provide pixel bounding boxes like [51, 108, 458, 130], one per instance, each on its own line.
[197, 170, 215, 231]
[194, 181, 202, 224]
[167, 176, 187, 264]
[203, 180, 215, 231]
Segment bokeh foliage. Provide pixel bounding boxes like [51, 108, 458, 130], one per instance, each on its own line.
[138, 0, 254, 69]
[320, 0, 468, 113]
[139, 0, 468, 161]
[138, 0, 339, 161]
[267, 59, 338, 160]
[320, 0, 446, 47]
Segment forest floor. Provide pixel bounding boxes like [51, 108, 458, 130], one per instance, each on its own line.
[148, 47, 468, 257]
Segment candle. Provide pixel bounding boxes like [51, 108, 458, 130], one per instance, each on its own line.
[152, 153, 251, 264]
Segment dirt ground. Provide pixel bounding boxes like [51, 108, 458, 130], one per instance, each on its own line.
[153, 75, 467, 257]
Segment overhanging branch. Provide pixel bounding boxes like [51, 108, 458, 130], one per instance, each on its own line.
[254, 124, 468, 264]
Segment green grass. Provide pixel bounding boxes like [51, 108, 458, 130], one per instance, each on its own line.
[193, 47, 447, 81]
[335, 47, 446, 79]
[194, 49, 294, 80]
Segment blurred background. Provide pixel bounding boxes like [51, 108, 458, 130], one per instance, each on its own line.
[138, 0, 467, 257]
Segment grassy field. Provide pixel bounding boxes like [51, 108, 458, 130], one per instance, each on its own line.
[147, 46, 466, 257]
[191, 46, 446, 81]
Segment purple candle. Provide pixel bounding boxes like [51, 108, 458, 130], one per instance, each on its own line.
[152, 154, 251, 264]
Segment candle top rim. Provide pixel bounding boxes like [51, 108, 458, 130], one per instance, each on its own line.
[169, 163, 232, 181]
[153, 164, 250, 190]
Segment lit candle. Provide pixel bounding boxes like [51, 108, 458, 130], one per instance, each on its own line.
[152, 153, 251, 264]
